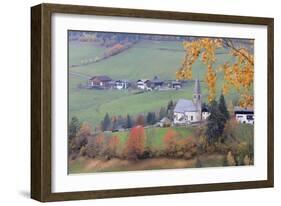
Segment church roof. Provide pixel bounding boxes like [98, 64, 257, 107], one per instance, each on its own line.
[160, 117, 172, 123]
[234, 106, 254, 112]
[174, 99, 198, 113]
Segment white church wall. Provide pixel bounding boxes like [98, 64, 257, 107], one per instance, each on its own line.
[184, 111, 200, 122]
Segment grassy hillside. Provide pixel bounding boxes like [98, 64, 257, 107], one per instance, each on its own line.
[69, 41, 106, 66]
[69, 40, 185, 79]
[69, 40, 235, 79]
[68, 40, 242, 127]
[69, 84, 198, 127]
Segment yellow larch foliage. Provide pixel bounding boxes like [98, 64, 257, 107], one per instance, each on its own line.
[177, 37, 254, 107]
[223, 46, 254, 107]
[177, 38, 222, 102]
[205, 65, 217, 101]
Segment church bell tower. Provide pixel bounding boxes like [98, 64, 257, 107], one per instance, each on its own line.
[193, 79, 202, 120]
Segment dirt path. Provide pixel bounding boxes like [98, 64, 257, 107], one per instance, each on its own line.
[69, 72, 91, 79]
[70, 157, 198, 173]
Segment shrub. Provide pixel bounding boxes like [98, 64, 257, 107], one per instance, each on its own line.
[197, 135, 208, 153]
[79, 146, 87, 157]
[223, 119, 238, 140]
[163, 129, 197, 159]
[78, 122, 92, 137]
[226, 151, 236, 166]
[243, 155, 251, 165]
[139, 146, 153, 159]
[236, 142, 252, 165]
[85, 133, 105, 158]
[69, 122, 92, 158]
[178, 137, 197, 159]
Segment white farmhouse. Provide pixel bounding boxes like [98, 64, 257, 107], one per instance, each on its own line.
[137, 79, 150, 90]
[202, 107, 210, 120]
[115, 80, 130, 90]
[173, 79, 202, 125]
[136, 79, 152, 90]
[234, 106, 254, 124]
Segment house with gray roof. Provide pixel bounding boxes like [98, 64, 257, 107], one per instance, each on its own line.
[173, 79, 203, 125]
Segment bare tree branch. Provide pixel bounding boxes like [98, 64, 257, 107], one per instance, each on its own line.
[222, 39, 254, 66]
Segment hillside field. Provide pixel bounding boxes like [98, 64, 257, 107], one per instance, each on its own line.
[68, 40, 242, 127]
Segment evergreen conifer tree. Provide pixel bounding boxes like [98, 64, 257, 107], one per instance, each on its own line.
[218, 94, 230, 121]
[205, 100, 226, 144]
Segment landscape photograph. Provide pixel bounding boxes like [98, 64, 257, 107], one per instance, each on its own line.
[67, 30, 254, 174]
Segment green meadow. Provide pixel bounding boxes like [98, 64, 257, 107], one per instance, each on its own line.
[113, 127, 194, 149]
[68, 40, 240, 128]
[68, 41, 107, 66]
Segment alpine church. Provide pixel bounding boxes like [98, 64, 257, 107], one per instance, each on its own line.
[173, 79, 207, 125]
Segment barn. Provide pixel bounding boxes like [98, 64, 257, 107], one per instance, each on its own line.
[88, 75, 113, 89]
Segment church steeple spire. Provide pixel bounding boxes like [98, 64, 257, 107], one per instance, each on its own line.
[193, 79, 201, 104]
[194, 79, 201, 95]
[193, 79, 202, 122]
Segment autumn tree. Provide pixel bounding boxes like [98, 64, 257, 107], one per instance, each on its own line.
[70, 122, 92, 157]
[125, 126, 146, 160]
[135, 114, 145, 126]
[107, 136, 120, 158]
[176, 38, 221, 101]
[163, 129, 197, 159]
[77, 122, 92, 139]
[68, 116, 80, 140]
[163, 128, 179, 156]
[111, 116, 118, 131]
[222, 39, 254, 107]
[177, 137, 197, 159]
[103, 43, 126, 57]
[85, 133, 105, 158]
[176, 38, 254, 107]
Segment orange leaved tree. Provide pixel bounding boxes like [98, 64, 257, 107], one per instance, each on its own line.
[125, 126, 146, 160]
[163, 128, 179, 156]
[107, 136, 120, 158]
[135, 115, 145, 126]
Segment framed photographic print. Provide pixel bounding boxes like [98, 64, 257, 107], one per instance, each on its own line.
[31, 3, 274, 202]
